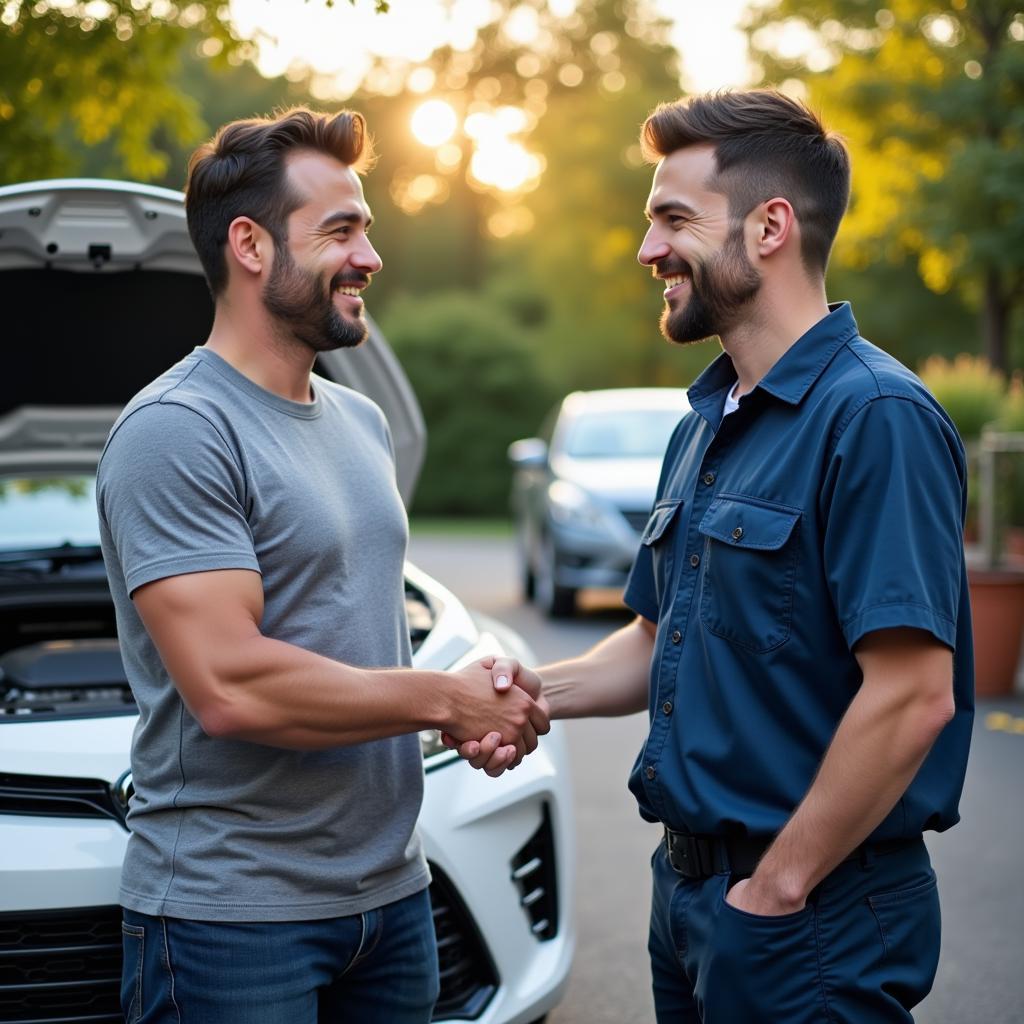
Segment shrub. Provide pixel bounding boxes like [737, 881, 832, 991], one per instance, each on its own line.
[382, 290, 555, 517]
[918, 354, 1005, 441]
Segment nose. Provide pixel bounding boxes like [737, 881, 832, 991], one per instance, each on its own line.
[637, 226, 669, 268]
[352, 236, 383, 275]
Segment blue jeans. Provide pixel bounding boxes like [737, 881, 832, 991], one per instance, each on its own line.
[649, 837, 941, 1023]
[120, 889, 439, 1023]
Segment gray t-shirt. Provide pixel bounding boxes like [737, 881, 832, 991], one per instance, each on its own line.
[97, 347, 428, 922]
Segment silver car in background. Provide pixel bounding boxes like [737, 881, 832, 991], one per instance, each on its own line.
[508, 388, 690, 617]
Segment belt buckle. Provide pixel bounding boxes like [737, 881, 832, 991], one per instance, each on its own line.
[666, 831, 701, 879]
[666, 830, 721, 879]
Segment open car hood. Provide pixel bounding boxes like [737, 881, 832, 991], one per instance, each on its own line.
[0, 179, 425, 501]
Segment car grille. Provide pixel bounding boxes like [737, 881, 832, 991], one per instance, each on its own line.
[0, 906, 122, 1022]
[429, 867, 498, 1019]
[622, 509, 652, 533]
[509, 803, 559, 941]
[0, 773, 130, 828]
[0, 870, 498, 1023]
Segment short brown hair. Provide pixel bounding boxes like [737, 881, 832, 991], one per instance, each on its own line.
[641, 90, 850, 274]
[185, 107, 374, 296]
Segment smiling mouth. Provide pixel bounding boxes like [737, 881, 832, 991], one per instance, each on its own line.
[333, 285, 363, 297]
[661, 273, 691, 297]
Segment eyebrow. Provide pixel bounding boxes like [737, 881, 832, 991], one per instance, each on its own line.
[316, 209, 374, 231]
[644, 201, 699, 222]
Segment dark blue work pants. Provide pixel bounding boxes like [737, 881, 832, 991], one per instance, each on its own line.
[649, 836, 941, 1022]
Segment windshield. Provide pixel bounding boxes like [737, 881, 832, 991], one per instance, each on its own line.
[0, 474, 100, 551]
[561, 409, 683, 459]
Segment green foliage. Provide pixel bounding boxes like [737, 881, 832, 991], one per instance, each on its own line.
[0, 1, 239, 182]
[381, 290, 556, 516]
[826, 260, 978, 369]
[918, 354, 1006, 439]
[748, 0, 1024, 371]
[359, 0, 710, 394]
[997, 376, 1024, 432]
[0, 0, 388, 185]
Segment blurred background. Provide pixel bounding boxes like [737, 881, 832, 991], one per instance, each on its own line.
[3, 0, 1023, 519]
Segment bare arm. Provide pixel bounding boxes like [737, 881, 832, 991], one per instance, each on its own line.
[730, 627, 955, 915]
[538, 614, 656, 719]
[453, 615, 656, 774]
[133, 568, 547, 750]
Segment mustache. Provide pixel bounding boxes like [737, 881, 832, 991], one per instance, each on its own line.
[653, 259, 692, 280]
[329, 271, 371, 291]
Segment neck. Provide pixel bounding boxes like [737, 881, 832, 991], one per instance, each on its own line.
[204, 298, 316, 404]
[720, 280, 830, 396]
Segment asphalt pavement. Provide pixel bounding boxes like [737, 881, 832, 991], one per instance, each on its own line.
[408, 531, 1024, 1024]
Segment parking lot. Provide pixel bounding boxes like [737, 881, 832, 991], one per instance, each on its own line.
[409, 531, 1024, 1024]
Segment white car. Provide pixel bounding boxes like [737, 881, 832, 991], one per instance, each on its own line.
[0, 179, 575, 1024]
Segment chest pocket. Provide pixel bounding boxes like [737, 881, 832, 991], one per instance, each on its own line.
[641, 497, 685, 605]
[698, 495, 801, 653]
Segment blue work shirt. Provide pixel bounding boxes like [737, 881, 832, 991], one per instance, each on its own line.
[624, 303, 973, 840]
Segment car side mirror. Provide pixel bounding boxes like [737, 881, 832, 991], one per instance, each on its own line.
[508, 438, 548, 467]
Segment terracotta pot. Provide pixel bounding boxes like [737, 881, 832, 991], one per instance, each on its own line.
[967, 567, 1024, 697]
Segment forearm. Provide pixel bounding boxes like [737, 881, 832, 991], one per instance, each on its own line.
[753, 675, 954, 902]
[540, 616, 654, 719]
[196, 634, 452, 748]
[135, 569, 541, 751]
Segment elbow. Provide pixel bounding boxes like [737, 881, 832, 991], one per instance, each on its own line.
[912, 685, 956, 747]
[187, 679, 255, 740]
[924, 691, 956, 736]
[195, 700, 243, 740]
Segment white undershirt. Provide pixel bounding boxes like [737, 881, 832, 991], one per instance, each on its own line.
[722, 381, 742, 417]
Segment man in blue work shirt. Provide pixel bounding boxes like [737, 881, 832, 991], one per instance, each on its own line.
[454, 90, 973, 1022]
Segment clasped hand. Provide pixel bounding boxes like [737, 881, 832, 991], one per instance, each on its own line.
[444, 656, 545, 777]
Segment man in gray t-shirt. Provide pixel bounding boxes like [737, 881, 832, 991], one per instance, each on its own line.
[97, 107, 548, 1024]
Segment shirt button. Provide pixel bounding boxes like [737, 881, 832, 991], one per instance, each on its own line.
[703, 472, 715, 486]
[662, 701, 673, 715]
[646, 765, 656, 780]
[671, 629, 682, 644]
[689, 553, 700, 568]
[731, 526, 744, 541]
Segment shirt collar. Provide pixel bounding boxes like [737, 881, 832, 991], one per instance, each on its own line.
[687, 302, 859, 423]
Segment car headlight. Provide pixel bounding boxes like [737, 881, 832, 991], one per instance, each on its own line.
[548, 479, 609, 531]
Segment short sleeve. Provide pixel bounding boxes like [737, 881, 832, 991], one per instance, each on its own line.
[822, 397, 965, 650]
[97, 402, 260, 596]
[624, 541, 659, 622]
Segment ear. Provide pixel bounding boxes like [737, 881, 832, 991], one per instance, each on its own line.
[225, 217, 271, 279]
[753, 198, 795, 259]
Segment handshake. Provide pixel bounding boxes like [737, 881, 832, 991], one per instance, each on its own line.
[443, 656, 547, 778]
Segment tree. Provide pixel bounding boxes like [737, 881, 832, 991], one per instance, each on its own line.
[355, 0, 698, 391]
[0, 0, 385, 184]
[747, 0, 1024, 372]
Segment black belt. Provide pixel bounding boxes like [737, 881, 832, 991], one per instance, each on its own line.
[663, 827, 919, 881]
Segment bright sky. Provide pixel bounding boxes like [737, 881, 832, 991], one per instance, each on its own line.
[229, 0, 757, 96]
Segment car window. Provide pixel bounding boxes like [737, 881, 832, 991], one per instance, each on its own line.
[0, 474, 99, 550]
[562, 410, 682, 459]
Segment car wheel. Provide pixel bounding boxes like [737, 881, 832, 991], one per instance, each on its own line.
[523, 562, 536, 602]
[516, 528, 536, 602]
[535, 536, 576, 618]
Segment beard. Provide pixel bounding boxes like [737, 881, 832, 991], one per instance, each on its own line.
[262, 243, 368, 353]
[660, 225, 761, 345]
